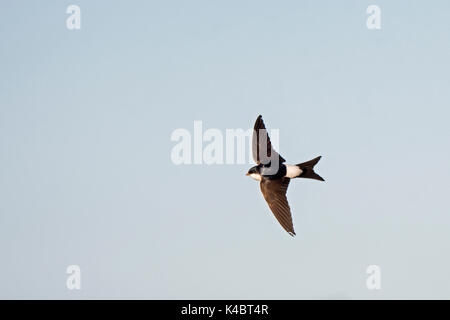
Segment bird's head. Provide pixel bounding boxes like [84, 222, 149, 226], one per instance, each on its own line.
[246, 166, 262, 181]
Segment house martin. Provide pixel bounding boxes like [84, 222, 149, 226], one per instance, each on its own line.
[246, 115, 324, 236]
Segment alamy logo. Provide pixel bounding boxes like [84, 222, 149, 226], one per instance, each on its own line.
[170, 121, 280, 165]
[366, 5, 381, 30]
[366, 265, 381, 290]
[66, 5, 81, 30]
[66, 265, 81, 290]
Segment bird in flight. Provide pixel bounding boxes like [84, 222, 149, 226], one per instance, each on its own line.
[246, 115, 324, 236]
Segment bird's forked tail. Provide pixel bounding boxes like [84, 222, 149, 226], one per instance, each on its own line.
[296, 156, 325, 181]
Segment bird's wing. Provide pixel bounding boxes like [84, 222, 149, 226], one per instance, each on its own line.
[252, 115, 285, 165]
[260, 177, 295, 236]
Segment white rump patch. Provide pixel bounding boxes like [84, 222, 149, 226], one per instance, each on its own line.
[285, 164, 302, 178]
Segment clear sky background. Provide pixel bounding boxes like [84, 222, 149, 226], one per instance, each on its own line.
[1, 1, 450, 299]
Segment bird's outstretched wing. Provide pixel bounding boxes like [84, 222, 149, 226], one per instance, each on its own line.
[252, 115, 285, 165]
[260, 177, 295, 236]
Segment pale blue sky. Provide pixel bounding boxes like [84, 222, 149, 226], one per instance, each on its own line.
[1, 1, 450, 299]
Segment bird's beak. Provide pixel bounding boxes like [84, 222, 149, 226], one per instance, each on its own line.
[245, 172, 250, 176]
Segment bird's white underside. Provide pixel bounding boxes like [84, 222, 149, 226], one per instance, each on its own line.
[249, 173, 262, 181]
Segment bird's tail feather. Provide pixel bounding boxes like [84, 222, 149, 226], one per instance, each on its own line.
[296, 156, 325, 181]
